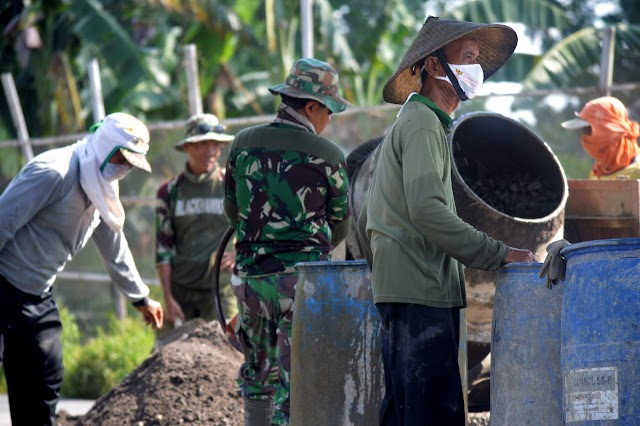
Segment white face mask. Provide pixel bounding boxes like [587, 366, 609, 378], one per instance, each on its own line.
[434, 63, 484, 100]
[102, 162, 133, 181]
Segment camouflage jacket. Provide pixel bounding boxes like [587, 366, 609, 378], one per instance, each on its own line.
[224, 123, 351, 277]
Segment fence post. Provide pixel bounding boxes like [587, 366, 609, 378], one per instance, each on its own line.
[183, 44, 203, 116]
[1, 72, 34, 162]
[88, 58, 127, 321]
[599, 27, 615, 97]
[88, 59, 106, 122]
[301, 0, 313, 58]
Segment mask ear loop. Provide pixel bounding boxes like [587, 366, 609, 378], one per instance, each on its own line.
[434, 49, 468, 101]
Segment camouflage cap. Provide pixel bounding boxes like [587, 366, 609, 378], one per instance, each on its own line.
[268, 58, 351, 113]
[175, 113, 234, 151]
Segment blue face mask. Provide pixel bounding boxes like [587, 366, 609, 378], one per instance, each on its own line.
[101, 162, 133, 182]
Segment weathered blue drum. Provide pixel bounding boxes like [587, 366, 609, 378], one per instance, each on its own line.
[561, 238, 640, 424]
[289, 260, 383, 425]
[491, 262, 564, 425]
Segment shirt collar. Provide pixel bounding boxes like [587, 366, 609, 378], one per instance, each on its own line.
[184, 162, 217, 182]
[407, 93, 452, 129]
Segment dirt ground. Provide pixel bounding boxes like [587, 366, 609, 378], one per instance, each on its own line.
[54, 321, 490, 426]
[55, 321, 243, 426]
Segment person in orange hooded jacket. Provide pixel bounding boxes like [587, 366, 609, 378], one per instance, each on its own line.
[562, 96, 640, 180]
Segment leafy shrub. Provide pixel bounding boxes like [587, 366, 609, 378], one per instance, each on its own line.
[61, 315, 155, 399]
[0, 305, 155, 399]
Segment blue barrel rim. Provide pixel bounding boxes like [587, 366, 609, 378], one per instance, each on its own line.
[499, 261, 544, 269]
[496, 262, 544, 277]
[560, 237, 640, 259]
[295, 260, 369, 271]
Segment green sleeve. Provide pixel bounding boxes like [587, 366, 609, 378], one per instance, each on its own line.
[401, 128, 507, 270]
[356, 199, 373, 271]
[327, 159, 351, 246]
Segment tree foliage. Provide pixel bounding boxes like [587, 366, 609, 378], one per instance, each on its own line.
[1, 0, 639, 141]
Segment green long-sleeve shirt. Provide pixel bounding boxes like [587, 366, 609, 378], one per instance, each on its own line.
[359, 94, 508, 308]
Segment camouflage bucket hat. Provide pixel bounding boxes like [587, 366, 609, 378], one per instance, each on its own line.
[176, 113, 234, 151]
[268, 58, 351, 113]
[383, 16, 518, 104]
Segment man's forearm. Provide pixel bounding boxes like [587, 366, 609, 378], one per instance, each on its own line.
[156, 263, 173, 298]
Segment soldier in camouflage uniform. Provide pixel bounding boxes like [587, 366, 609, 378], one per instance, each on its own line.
[223, 58, 352, 425]
[155, 114, 236, 327]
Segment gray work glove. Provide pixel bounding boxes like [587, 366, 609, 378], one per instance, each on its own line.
[538, 239, 571, 290]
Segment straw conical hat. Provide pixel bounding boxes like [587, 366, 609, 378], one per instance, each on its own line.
[383, 16, 518, 104]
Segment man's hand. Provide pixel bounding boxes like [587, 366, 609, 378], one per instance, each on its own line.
[221, 251, 235, 271]
[163, 294, 185, 325]
[135, 298, 164, 330]
[502, 247, 536, 264]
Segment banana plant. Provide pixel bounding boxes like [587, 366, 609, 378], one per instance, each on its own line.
[0, 0, 187, 134]
[151, 0, 363, 114]
[145, 0, 266, 117]
[0, 0, 85, 135]
[65, 0, 185, 121]
[523, 23, 640, 89]
[442, 0, 640, 91]
[445, 0, 570, 34]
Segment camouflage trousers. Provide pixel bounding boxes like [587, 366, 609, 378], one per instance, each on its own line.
[232, 272, 298, 425]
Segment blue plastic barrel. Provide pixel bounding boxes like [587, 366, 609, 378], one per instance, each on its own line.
[289, 260, 384, 425]
[561, 238, 640, 424]
[491, 262, 564, 425]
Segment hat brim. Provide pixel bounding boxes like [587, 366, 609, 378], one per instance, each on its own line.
[560, 112, 591, 130]
[561, 117, 591, 130]
[269, 84, 351, 113]
[121, 148, 151, 172]
[383, 16, 518, 105]
[175, 133, 235, 151]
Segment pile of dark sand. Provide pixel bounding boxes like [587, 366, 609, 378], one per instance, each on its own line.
[56, 321, 244, 426]
[54, 320, 491, 425]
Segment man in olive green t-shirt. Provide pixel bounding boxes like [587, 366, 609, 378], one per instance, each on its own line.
[155, 114, 236, 325]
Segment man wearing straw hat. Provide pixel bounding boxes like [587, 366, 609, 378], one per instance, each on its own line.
[0, 112, 163, 426]
[155, 113, 237, 329]
[357, 16, 535, 424]
[224, 58, 352, 425]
